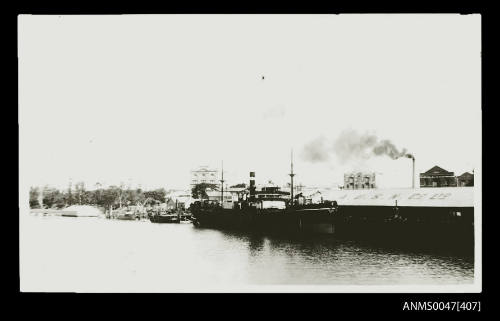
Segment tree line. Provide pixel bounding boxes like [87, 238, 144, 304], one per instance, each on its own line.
[29, 182, 167, 210]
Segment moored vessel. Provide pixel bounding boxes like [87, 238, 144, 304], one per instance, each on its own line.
[149, 211, 181, 223]
[190, 154, 338, 234]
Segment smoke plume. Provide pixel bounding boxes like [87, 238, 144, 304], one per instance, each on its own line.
[300, 136, 330, 163]
[301, 129, 411, 164]
[372, 139, 407, 160]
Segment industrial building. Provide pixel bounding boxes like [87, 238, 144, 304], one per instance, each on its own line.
[419, 166, 457, 187]
[343, 172, 376, 189]
[457, 171, 474, 187]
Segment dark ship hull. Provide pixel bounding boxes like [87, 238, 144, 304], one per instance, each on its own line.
[191, 205, 336, 234]
[191, 202, 474, 254]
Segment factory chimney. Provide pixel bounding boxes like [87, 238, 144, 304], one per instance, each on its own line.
[412, 157, 415, 189]
[405, 154, 415, 189]
[249, 171, 256, 202]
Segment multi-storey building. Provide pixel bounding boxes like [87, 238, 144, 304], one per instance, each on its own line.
[190, 166, 219, 187]
[344, 172, 376, 189]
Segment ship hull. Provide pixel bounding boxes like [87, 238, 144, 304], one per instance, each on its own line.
[192, 205, 474, 253]
[192, 207, 335, 234]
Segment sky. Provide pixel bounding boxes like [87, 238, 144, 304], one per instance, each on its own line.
[19, 14, 481, 191]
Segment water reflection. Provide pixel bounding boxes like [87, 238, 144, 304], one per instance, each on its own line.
[20, 216, 474, 291]
[197, 227, 474, 285]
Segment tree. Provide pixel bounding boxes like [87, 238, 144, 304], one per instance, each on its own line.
[29, 187, 40, 208]
[101, 186, 121, 209]
[74, 181, 86, 205]
[134, 188, 146, 205]
[124, 188, 144, 205]
[191, 183, 218, 200]
[67, 181, 73, 206]
[230, 183, 246, 188]
[42, 186, 66, 209]
[143, 188, 166, 203]
[27, 183, 171, 209]
[81, 190, 95, 205]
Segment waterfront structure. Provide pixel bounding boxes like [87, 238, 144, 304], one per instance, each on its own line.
[189, 157, 473, 247]
[457, 171, 474, 187]
[419, 166, 457, 187]
[165, 190, 193, 209]
[344, 172, 376, 189]
[190, 166, 219, 187]
[326, 186, 473, 245]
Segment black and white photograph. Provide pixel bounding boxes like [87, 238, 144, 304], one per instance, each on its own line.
[18, 13, 481, 294]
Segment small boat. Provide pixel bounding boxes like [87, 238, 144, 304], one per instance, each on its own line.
[114, 208, 139, 220]
[150, 212, 181, 223]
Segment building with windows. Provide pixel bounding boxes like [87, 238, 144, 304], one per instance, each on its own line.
[190, 166, 219, 187]
[419, 166, 457, 187]
[344, 172, 376, 189]
[457, 171, 474, 187]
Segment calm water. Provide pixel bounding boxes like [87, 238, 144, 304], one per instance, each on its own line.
[20, 215, 475, 292]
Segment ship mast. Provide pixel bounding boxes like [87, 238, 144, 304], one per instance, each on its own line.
[220, 160, 225, 205]
[289, 149, 295, 207]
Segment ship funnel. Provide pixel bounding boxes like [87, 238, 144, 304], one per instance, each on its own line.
[249, 172, 256, 202]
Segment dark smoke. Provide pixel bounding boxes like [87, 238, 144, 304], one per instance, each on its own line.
[372, 139, 407, 160]
[301, 129, 411, 164]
